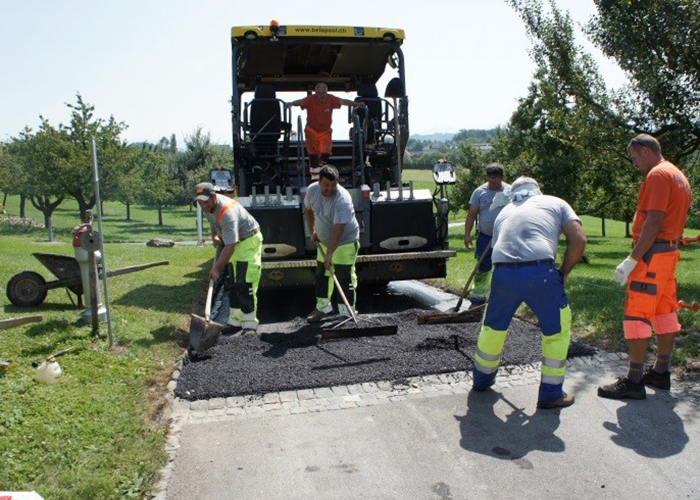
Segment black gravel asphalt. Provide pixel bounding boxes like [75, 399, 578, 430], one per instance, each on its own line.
[176, 286, 595, 400]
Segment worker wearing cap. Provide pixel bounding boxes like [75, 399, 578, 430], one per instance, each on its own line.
[195, 182, 263, 334]
[286, 83, 365, 182]
[598, 134, 691, 400]
[303, 165, 360, 322]
[464, 163, 511, 308]
[471, 176, 587, 409]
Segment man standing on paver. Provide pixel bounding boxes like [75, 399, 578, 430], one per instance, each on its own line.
[195, 182, 263, 334]
[304, 165, 360, 322]
[598, 134, 691, 400]
[287, 83, 365, 181]
[464, 163, 511, 307]
[471, 176, 587, 409]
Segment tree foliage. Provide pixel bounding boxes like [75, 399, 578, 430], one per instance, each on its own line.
[504, 0, 700, 226]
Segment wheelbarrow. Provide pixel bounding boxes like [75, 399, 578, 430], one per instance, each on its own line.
[6, 253, 169, 307]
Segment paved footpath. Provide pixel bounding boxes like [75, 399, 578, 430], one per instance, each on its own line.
[157, 354, 699, 499]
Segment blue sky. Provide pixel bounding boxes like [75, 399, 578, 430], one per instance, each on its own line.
[0, 0, 626, 145]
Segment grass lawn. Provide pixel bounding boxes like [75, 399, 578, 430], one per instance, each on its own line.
[0, 235, 212, 498]
[2, 195, 200, 243]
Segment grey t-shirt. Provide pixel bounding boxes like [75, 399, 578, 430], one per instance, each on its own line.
[491, 194, 581, 263]
[304, 183, 360, 245]
[469, 182, 511, 236]
[204, 194, 259, 245]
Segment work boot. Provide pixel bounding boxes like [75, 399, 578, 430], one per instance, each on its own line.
[537, 392, 575, 410]
[241, 328, 257, 336]
[597, 377, 646, 400]
[643, 366, 671, 391]
[472, 369, 496, 392]
[306, 308, 332, 323]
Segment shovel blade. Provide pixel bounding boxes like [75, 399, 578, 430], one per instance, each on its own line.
[189, 314, 225, 352]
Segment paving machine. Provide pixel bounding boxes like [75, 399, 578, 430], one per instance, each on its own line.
[229, 22, 455, 289]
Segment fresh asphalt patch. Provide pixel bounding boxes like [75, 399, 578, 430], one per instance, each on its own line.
[176, 287, 595, 400]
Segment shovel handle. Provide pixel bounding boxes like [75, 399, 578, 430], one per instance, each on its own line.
[317, 245, 358, 325]
[455, 240, 492, 311]
[204, 279, 214, 322]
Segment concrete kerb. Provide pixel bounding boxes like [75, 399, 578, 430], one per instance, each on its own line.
[150, 351, 631, 500]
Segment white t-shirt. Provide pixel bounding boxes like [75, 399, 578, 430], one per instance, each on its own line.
[469, 182, 511, 236]
[491, 195, 581, 263]
[304, 183, 359, 245]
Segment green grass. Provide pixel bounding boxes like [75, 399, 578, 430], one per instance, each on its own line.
[442, 216, 700, 361]
[2, 195, 199, 243]
[0, 236, 213, 498]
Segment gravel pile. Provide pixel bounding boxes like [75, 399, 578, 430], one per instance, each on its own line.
[176, 307, 596, 400]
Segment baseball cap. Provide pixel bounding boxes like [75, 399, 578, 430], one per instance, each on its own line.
[194, 182, 215, 201]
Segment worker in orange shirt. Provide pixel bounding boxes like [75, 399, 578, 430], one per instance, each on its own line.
[287, 83, 365, 181]
[598, 134, 692, 400]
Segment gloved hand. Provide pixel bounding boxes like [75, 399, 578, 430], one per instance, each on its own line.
[614, 256, 638, 286]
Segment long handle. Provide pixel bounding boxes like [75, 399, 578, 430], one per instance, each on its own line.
[0, 315, 43, 330]
[454, 240, 492, 312]
[317, 245, 358, 325]
[204, 279, 214, 322]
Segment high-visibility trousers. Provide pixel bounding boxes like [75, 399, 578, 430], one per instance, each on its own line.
[226, 232, 263, 330]
[305, 126, 333, 157]
[471, 232, 494, 305]
[473, 262, 571, 403]
[623, 243, 681, 339]
[315, 241, 359, 316]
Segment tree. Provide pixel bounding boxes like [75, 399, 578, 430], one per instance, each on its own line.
[506, 0, 700, 227]
[113, 146, 146, 221]
[59, 93, 130, 221]
[5, 122, 69, 240]
[140, 150, 177, 226]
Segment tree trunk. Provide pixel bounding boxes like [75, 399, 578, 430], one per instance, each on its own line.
[126, 202, 131, 221]
[601, 216, 606, 237]
[158, 204, 163, 226]
[20, 194, 26, 218]
[45, 213, 54, 242]
[625, 220, 631, 238]
[2, 192, 7, 207]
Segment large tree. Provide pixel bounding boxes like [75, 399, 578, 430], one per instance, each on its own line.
[505, 0, 700, 226]
[59, 93, 130, 220]
[5, 122, 70, 240]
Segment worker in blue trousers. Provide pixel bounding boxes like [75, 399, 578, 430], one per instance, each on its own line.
[471, 176, 587, 409]
[464, 163, 510, 307]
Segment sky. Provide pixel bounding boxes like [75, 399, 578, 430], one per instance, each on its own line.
[0, 0, 627, 146]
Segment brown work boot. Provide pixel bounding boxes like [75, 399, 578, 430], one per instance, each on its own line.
[537, 392, 575, 410]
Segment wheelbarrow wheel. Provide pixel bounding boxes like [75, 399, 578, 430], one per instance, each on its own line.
[7, 271, 47, 307]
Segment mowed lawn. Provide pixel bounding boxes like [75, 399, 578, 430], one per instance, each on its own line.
[0, 232, 213, 498]
[2, 178, 699, 497]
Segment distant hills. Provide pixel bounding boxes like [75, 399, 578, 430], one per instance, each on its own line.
[411, 129, 497, 143]
[411, 132, 455, 142]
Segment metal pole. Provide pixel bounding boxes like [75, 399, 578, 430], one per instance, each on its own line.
[196, 203, 204, 246]
[392, 97, 402, 185]
[91, 137, 114, 346]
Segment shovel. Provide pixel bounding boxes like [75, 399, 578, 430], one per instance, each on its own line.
[417, 240, 491, 325]
[189, 279, 225, 352]
[316, 245, 398, 339]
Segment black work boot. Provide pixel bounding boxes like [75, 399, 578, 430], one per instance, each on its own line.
[597, 377, 646, 400]
[643, 366, 671, 390]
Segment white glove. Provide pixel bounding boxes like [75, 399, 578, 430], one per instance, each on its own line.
[614, 256, 638, 286]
